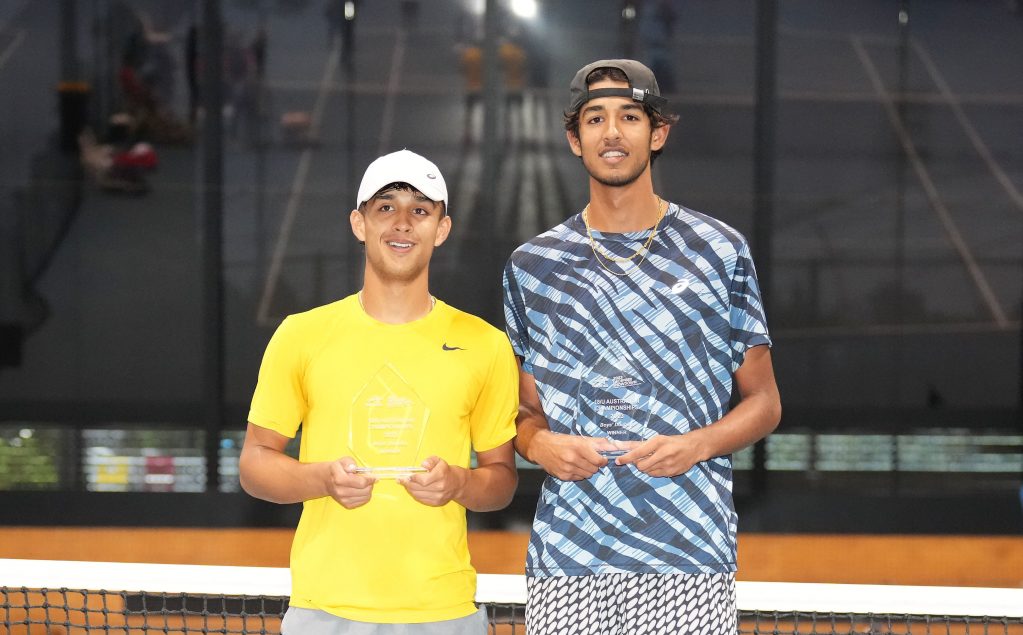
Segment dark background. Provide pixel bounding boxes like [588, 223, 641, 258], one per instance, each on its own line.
[0, 0, 1020, 533]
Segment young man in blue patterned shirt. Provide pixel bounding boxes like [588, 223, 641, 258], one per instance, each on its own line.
[502, 59, 782, 635]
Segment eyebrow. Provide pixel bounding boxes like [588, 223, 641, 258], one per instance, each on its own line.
[581, 101, 643, 117]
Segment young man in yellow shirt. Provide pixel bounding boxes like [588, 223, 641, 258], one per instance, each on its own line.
[241, 149, 519, 634]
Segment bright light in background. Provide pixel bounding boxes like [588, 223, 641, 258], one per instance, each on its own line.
[510, 0, 538, 19]
[465, 0, 537, 20]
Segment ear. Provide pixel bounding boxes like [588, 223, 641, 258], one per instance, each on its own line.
[566, 129, 582, 157]
[433, 214, 452, 247]
[350, 209, 365, 242]
[651, 124, 670, 152]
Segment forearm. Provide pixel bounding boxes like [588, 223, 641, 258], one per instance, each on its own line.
[239, 444, 331, 504]
[513, 407, 550, 464]
[687, 390, 781, 461]
[453, 461, 518, 512]
[687, 345, 782, 461]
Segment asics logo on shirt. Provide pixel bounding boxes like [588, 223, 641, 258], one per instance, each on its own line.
[670, 279, 690, 294]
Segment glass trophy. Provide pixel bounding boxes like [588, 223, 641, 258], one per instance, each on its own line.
[575, 340, 655, 458]
[349, 364, 429, 479]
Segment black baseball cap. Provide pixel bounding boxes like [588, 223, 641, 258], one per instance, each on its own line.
[566, 59, 668, 116]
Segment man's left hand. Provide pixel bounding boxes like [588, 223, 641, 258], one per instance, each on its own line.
[401, 456, 467, 506]
[614, 434, 705, 478]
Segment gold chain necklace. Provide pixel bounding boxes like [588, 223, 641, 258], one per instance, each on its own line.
[582, 198, 666, 275]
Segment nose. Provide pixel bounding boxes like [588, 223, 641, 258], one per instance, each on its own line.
[603, 119, 621, 141]
[392, 211, 412, 232]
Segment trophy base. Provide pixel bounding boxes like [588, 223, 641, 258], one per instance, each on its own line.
[598, 449, 628, 458]
[352, 466, 427, 479]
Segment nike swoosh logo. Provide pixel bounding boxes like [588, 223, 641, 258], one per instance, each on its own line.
[442, 344, 465, 351]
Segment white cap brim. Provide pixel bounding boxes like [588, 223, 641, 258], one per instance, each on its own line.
[356, 149, 448, 209]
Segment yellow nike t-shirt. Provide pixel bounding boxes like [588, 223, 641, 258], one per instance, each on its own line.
[247, 295, 518, 623]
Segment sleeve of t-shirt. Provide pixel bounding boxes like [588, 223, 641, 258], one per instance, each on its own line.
[728, 240, 772, 372]
[247, 316, 307, 438]
[502, 258, 532, 372]
[469, 329, 519, 454]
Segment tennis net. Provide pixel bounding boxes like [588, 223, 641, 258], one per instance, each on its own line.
[2, 559, 1022, 634]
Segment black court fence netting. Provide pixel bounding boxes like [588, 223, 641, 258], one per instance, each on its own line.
[2, 559, 1022, 634]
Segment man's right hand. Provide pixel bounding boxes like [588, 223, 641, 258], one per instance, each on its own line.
[529, 430, 609, 481]
[327, 458, 376, 508]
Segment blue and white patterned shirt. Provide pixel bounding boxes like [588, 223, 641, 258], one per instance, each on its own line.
[503, 202, 771, 578]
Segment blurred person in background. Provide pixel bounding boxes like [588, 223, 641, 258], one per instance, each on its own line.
[500, 34, 527, 144]
[460, 41, 483, 145]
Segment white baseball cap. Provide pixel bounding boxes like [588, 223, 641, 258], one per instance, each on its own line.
[355, 149, 448, 209]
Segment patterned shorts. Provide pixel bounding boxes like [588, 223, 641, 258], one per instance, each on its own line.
[525, 572, 736, 635]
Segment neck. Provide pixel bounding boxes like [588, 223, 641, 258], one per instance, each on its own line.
[585, 184, 662, 233]
[358, 278, 435, 324]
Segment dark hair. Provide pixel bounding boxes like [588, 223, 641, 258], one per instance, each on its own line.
[563, 67, 679, 162]
[358, 182, 447, 217]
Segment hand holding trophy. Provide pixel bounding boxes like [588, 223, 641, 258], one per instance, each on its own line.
[575, 339, 655, 458]
[349, 364, 430, 479]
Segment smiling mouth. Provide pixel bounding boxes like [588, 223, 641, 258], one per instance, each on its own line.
[386, 240, 413, 248]
[600, 149, 627, 160]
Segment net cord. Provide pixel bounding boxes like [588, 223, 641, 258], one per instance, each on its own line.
[2, 559, 1023, 618]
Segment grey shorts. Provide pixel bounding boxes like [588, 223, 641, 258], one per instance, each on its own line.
[280, 605, 488, 635]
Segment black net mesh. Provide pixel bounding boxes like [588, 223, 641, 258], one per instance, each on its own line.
[738, 610, 1023, 635]
[4, 586, 1023, 634]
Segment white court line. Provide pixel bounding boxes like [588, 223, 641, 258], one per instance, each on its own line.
[912, 39, 1023, 215]
[375, 27, 406, 156]
[850, 36, 1009, 327]
[0, 30, 25, 71]
[255, 42, 341, 325]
